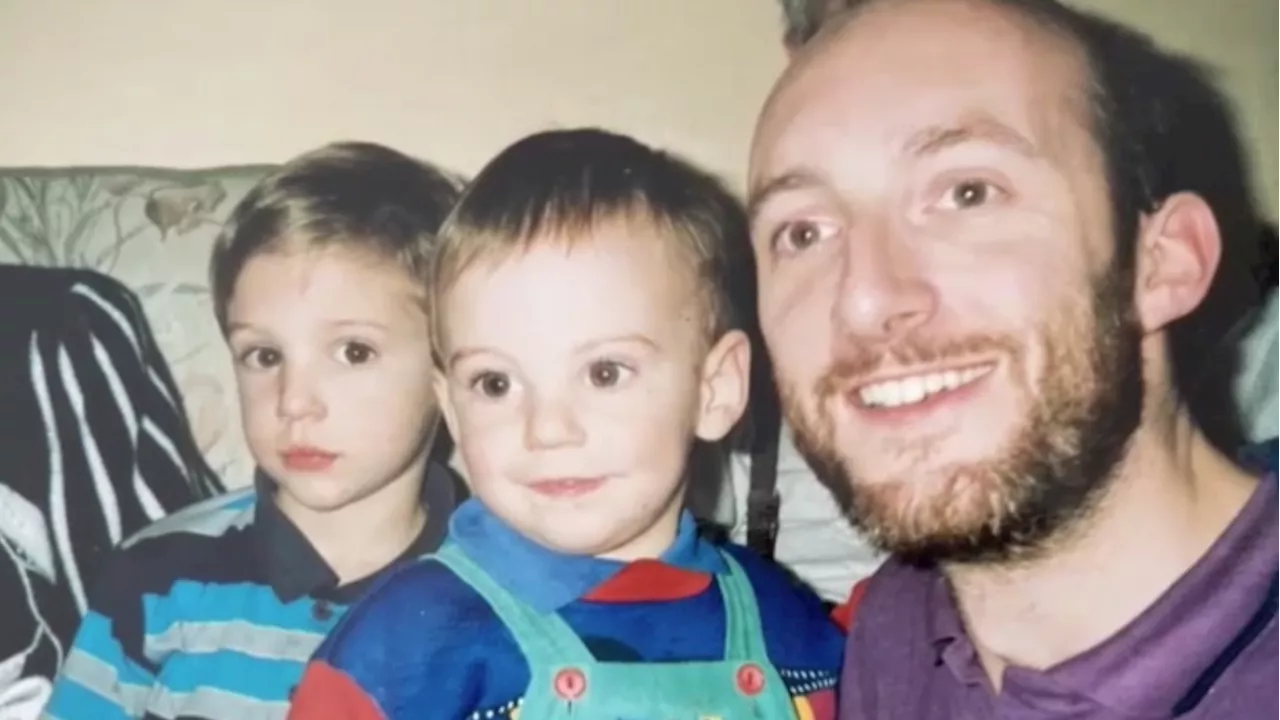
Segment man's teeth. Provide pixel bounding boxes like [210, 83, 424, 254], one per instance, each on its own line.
[857, 365, 992, 409]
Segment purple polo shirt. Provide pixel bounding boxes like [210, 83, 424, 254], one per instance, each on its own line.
[840, 476, 1278, 719]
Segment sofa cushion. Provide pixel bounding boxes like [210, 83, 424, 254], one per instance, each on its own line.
[1, 166, 275, 487]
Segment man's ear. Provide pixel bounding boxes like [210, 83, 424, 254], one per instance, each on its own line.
[694, 330, 752, 443]
[1133, 191, 1221, 333]
[784, 35, 804, 59]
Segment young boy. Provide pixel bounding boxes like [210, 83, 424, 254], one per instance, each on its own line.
[288, 129, 844, 719]
[42, 142, 464, 719]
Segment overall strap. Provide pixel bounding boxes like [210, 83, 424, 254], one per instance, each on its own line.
[434, 543, 595, 665]
[717, 550, 771, 661]
[746, 397, 782, 560]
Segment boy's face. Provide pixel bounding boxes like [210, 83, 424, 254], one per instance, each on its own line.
[225, 246, 438, 518]
[435, 220, 749, 561]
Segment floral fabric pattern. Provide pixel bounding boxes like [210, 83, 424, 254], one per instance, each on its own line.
[0, 166, 277, 488]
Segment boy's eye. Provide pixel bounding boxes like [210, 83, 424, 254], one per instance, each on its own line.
[587, 360, 631, 389]
[240, 347, 282, 370]
[471, 371, 511, 398]
[337, 341, 377, 366]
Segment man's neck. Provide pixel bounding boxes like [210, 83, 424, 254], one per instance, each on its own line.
[944, 418, 1259, 688]
[280, 455, 430, 585]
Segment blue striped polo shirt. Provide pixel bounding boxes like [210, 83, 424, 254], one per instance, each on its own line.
[41, 462, 459, 720]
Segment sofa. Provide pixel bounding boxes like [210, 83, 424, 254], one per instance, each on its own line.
[0, 166, 274, 488]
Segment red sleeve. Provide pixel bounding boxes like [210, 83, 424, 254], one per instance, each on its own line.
[288, 661, 387, 720]
[830, 578, 870, 632]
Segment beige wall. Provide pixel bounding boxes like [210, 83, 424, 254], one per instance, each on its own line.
[0, 0, 1274, 216]
[0, 0, 784, 191]
[1069, 0, 1278, 220]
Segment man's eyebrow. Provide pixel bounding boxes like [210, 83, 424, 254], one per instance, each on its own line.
[746, 168, 825, 225]
[904, 117, 1041, 159]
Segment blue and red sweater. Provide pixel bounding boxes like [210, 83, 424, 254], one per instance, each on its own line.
[289, 501, 844, 719]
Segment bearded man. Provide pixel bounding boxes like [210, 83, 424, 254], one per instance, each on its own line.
[747, 0, 1277, 716]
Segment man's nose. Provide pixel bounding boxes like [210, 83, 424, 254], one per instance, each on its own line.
[832, 224, 938, 345]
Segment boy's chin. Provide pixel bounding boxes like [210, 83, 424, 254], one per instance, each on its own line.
[527, 528, 618, 558]
[523, 522, 654, 561]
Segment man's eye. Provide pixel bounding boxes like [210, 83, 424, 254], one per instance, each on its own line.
[771, 220, 832, 254]
[239, 347, 281, 370]
[940, 180, 1002, 210]
[337, 342, 376, 366]
[586, 360, 632, 389]
[471, 371, 511, 399]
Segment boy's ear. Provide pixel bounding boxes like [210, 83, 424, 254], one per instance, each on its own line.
[431, 371, 472, 484]
[695, 330, 751, 442]
[431, 370, 460, 442]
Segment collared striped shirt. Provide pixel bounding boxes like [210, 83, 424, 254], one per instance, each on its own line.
[42, 463, 458, 720]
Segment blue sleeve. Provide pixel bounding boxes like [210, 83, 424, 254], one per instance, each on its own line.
[722, 544, 846, 674]
[300, 559, 509, 720]
[42, 550, 158, 720]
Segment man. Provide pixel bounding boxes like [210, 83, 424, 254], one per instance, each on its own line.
[746, 0, 1277, 717]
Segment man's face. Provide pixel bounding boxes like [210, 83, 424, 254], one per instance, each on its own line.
[748, 0, 1143, 563]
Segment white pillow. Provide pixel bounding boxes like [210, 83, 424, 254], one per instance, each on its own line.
[1234, 289, 1279, 442]
[728, 431, 885, 603]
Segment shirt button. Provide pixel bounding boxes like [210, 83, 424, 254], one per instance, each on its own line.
[312, 601, 333, 622]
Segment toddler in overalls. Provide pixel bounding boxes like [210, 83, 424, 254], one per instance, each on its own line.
[288, 129, 845, 719]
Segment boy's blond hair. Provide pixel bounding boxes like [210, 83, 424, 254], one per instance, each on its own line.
[209, 141, 463, 331]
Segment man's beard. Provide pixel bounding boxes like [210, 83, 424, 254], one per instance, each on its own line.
[783, 265, 1144, 566]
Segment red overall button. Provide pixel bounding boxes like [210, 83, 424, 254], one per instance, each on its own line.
[736, 663, 766, 696]
[552, 668, 587, 701]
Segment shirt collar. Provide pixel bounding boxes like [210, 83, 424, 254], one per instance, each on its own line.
[445, 498, 726, 613]
[254, 460, 460, 603]
[928, 474, 1278, 716]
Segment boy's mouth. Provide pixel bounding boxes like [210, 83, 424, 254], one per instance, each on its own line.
[527, 477, 607, 498]
[281, 446, 339, 472]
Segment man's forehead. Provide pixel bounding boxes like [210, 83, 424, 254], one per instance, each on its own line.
[750, 0, 1090, 184]
[749, 112, 1050, 214]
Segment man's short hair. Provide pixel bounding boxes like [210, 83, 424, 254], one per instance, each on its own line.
[209, 141, 463, 331]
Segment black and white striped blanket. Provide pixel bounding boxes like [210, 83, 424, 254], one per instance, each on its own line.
[0, 265, 222, 717]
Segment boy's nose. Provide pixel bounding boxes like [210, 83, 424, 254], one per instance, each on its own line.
[276, 366, 327, 422]
[522, 393, 586, 451]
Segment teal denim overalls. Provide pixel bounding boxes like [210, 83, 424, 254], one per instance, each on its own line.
[435, 543, 799, 719]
